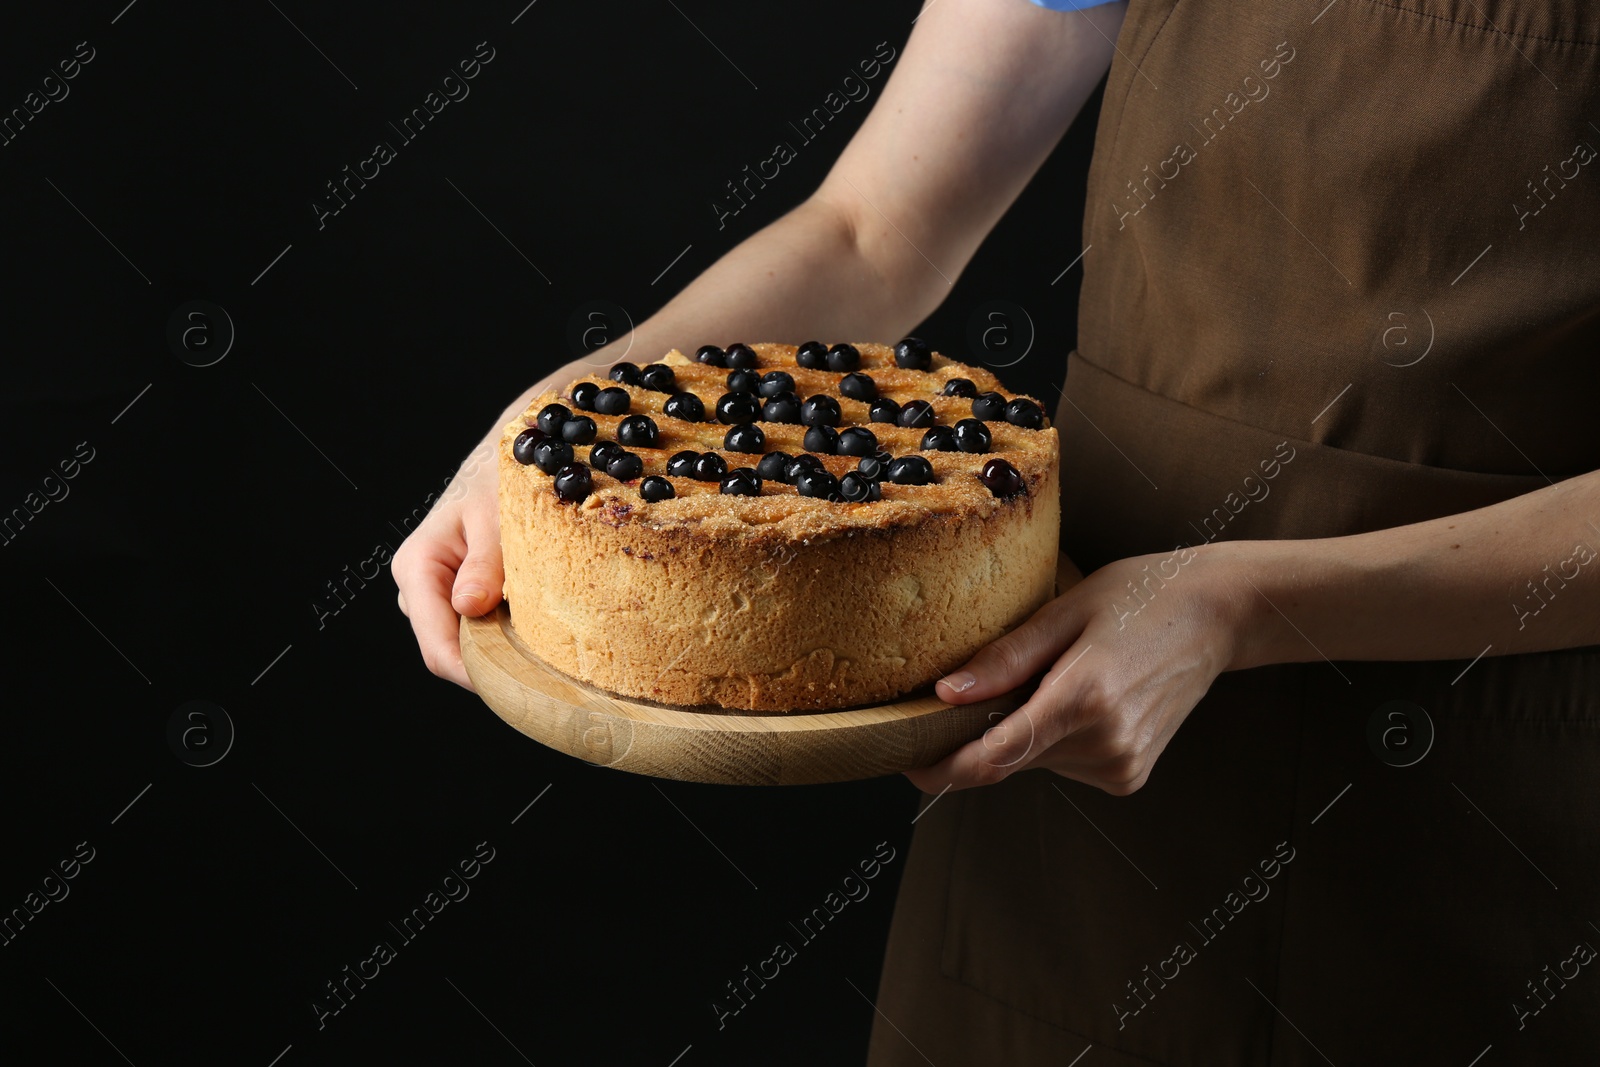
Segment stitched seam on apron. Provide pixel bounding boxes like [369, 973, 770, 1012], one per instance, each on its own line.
[1102, 1, 1186, 175]
[1356, 0, 1600, 47]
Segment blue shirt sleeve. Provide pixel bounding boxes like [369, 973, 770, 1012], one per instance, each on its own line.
[1026, 0, 1120, 9]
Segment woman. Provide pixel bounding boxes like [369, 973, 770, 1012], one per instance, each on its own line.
[395, 0, 1600, 1062]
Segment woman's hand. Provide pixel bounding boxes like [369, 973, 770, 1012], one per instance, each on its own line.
[392, 441, 503, 691]
[905, 545, 1248, 796]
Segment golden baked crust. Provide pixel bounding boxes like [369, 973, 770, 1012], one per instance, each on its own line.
[499, 342, 1060, 711]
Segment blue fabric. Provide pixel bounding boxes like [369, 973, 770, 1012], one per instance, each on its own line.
[1026, 0, 1119, 9]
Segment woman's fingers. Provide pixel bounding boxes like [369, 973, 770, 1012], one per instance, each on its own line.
[909, 640, 1096, 792]
[392, 462, 503, 691]
[904, 702, 1046, 793]
[906, 550, 1232, 797]
[394, 545, 474, 690]
[934, 591, 1086, 704]
[451, 503, 504, 618]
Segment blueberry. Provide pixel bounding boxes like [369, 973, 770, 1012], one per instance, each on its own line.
[536, 403, 571, 435]
[617, 414, 659, 448]
[784, 454, 826, 482]
[570, 382, 600, 411]
[1005, 397, 1045, 429]
[838, 472, 881, 502]
[868, 398, 902, 424]
[855, 454, 889, 481]
[692, 452, 728, 482]
[590, 441, 625, 469]
[663, 392, 705, 422]
[803, 425, 840, 454]
[796, 341, 828, 369]
[640, 475, 675, 502]
[942, 378, 977, 398]
[512, 427, 546, 465]
[886, 455, 935, 485]
[726, 369, 760, 394]
[826, 343, 861, 372]
[801, 394, 842, 427]
[720, 468, 762, 496]
[839, 372, 877, 401]
[894, 337, 932, 370]
[896, 400, 936, 428]
[980, 458, 1026, 498]
[553, 463, 593, 503]
[756, 451, 793, 482]
[795, 468, 841, 500]
[560, 415, 598, 445]
[837, 427, 879, 457]
[971, 391, 1007, 421]
[640, 363, 677, 392]
[953, 418, 992, 453]
[606, 451, 644, 480]
[725, 343, 759, 369]
[593, 387, 631, 416]
[761, 392, 801, 424]
[920, 426, 958, 452]
[758, 371, 794, 398]
[666, 450, 699, 477]
[724, 423, 766, 453]
[695, 345, 726, 367]
[533, 438, 574, 475]
[717, 392, 761, 424]
[609, 362, 642, 385]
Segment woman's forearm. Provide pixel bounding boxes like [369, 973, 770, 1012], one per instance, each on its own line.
[475, 0, 1132, 453]
[1219, 468, 1600, 669]
[590, 192, 950, 370]
[477, 192, 946, 446]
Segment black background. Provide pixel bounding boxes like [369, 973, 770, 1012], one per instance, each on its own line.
[0, 1, 1100, 1063]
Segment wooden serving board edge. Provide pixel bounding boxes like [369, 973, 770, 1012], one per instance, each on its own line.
[460, 605, 1023, 786]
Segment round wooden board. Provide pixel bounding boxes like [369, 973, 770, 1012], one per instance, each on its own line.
[459, 606, 1027, 786]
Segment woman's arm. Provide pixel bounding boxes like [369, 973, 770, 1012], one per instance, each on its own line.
[913, 468, 1600, 796]
[394, 0, 1130, 687]
[1226, 467, 1600, 667]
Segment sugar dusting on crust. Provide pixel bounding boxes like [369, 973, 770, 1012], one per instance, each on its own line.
[502, 342, 1056, 541]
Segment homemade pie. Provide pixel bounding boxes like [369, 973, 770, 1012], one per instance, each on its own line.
[497, 340, 1059, 711]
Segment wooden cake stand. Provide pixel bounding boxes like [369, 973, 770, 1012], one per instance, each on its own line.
[460, 610, 1025, 786]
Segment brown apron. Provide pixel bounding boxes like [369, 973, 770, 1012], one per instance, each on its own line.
[870, 2, 1600, 1065]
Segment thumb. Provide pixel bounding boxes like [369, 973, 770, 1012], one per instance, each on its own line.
[451, 505, 504, 618]
[935, 593, 1085, 704]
